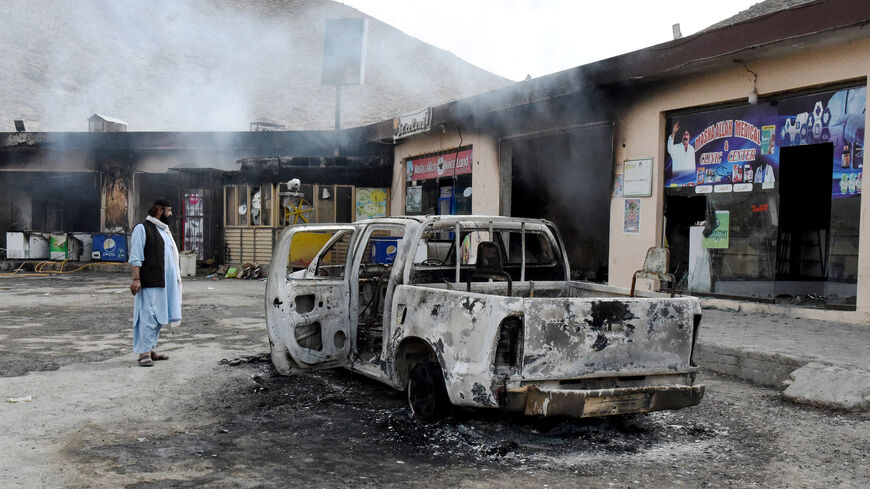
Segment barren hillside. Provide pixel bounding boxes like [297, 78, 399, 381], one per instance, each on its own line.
[0, 0, 511, 132]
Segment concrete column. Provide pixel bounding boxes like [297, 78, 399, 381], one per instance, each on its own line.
[390, 156, 406, 216]
[470, 134, 499, 215]
[498, 140, 512, 216]
[853, 78, 870, 319]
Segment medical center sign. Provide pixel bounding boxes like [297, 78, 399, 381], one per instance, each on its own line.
[407, 149, 473, 181]
[664, 85, 866, 199]
[694, 119, 761, 165]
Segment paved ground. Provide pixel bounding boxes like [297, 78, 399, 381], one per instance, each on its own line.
[700, 309, 870, 372]
[697, 309, 870, 411]
[0, 273, 868, 488]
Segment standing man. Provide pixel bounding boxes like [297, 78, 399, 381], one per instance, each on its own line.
[129, 198, 182, 367]
[667, 121, 697, 174]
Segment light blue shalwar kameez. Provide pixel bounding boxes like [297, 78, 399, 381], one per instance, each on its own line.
[129, 222, 182, 354]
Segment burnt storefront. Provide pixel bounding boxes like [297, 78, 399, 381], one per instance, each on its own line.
[391, 84, 616, 283]
[222, 156, 392, 266]
[0, 171, 102, 235]
[133, 169, 224, 263]
[0, 128, 392, 266]
[506, 123, 613, 282]
[663, 84, 865, 308]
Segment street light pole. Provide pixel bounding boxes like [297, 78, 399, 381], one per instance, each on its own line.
[334, 84, 341, 157]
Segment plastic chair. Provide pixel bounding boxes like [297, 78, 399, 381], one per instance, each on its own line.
[630, 247, 676, 297]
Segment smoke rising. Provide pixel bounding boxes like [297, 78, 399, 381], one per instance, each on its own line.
[0, 0, 510, 132]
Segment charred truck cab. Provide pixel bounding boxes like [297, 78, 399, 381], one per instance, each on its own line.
[266, 216, 704, 420]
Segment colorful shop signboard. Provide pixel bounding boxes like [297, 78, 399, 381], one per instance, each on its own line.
[356, 188, 388, 220]
[406, 149, 473, 181]
[664, 85, 865, 199]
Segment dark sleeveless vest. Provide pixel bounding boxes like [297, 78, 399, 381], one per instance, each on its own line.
[139, 220, 165, 288]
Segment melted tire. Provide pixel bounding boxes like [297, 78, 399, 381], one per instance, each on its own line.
[408, 361, 450, 421]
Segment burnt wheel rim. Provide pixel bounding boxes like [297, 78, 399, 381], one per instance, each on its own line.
[409, 366, 437, 418]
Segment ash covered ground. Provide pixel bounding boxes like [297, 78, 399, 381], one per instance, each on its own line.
[0, 274, 867, 488]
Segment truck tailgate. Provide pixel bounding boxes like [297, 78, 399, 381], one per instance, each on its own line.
[521, 297, 699, 381]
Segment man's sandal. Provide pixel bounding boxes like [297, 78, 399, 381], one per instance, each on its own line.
[150, 351, 169, 361]
[138, 353, 154, 367]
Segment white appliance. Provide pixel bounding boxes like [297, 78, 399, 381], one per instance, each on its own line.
[5, 232, 50, 259]
[72, 233, 93, 261]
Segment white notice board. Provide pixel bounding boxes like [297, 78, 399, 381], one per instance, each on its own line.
[623, 158, 653, 197]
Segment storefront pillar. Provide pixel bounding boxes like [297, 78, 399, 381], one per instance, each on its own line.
[498, 140, 512, 216]
[854, 80, 870, 319]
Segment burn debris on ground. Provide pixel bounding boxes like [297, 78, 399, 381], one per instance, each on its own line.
[209, 361, 723, 468]
[65, 358, 866, 488]
[219, 352, 270, 366]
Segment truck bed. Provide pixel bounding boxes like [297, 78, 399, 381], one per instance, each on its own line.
[397, 281, 701, 382]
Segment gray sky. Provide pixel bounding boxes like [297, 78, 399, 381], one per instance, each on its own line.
[341, 0, 761, 81]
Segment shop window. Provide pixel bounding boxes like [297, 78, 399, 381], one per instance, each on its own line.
[228, 183, 357, 227]
[828, 197, 861, 283]
[275, 183, 354, 225]
[225, 184, 276, 227]
[666, 189, 780, 299]
[250, 185, 273, 226]
[183, 190, 205, 260]
[335, 186, 353, 222]
[662, 84, 864, 308]
[314, 184, 355, 223]
[224, 185, 246, 226]
[406, 175, 471, 216]
[406, 180, 435, 215]
[405, 148, 473, 216]
[454, 174, 473, 214]
[224, 186, 234, 226]
[277, 182, 314, 226]
[250, 187, 262, 225]
[316, 185, 336, 223]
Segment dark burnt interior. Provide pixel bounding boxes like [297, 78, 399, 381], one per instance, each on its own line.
[509, 125, 612, 282]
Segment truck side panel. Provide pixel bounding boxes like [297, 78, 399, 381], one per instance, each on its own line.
[387, 285, 524, 408]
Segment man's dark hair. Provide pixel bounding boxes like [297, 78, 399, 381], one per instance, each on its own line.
[147, 206, 160, 217]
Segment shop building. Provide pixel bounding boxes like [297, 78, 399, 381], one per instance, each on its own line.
[608, 0, 869, 322]
[389, 84, 617, 281]
[386, 0, 869, 321]
[658, 84, 864, 307]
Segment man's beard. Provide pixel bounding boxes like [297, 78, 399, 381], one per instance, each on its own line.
[159, 214, 170, 225]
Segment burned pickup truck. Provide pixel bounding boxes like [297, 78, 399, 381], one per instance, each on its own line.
[266, 216, 704, 420]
